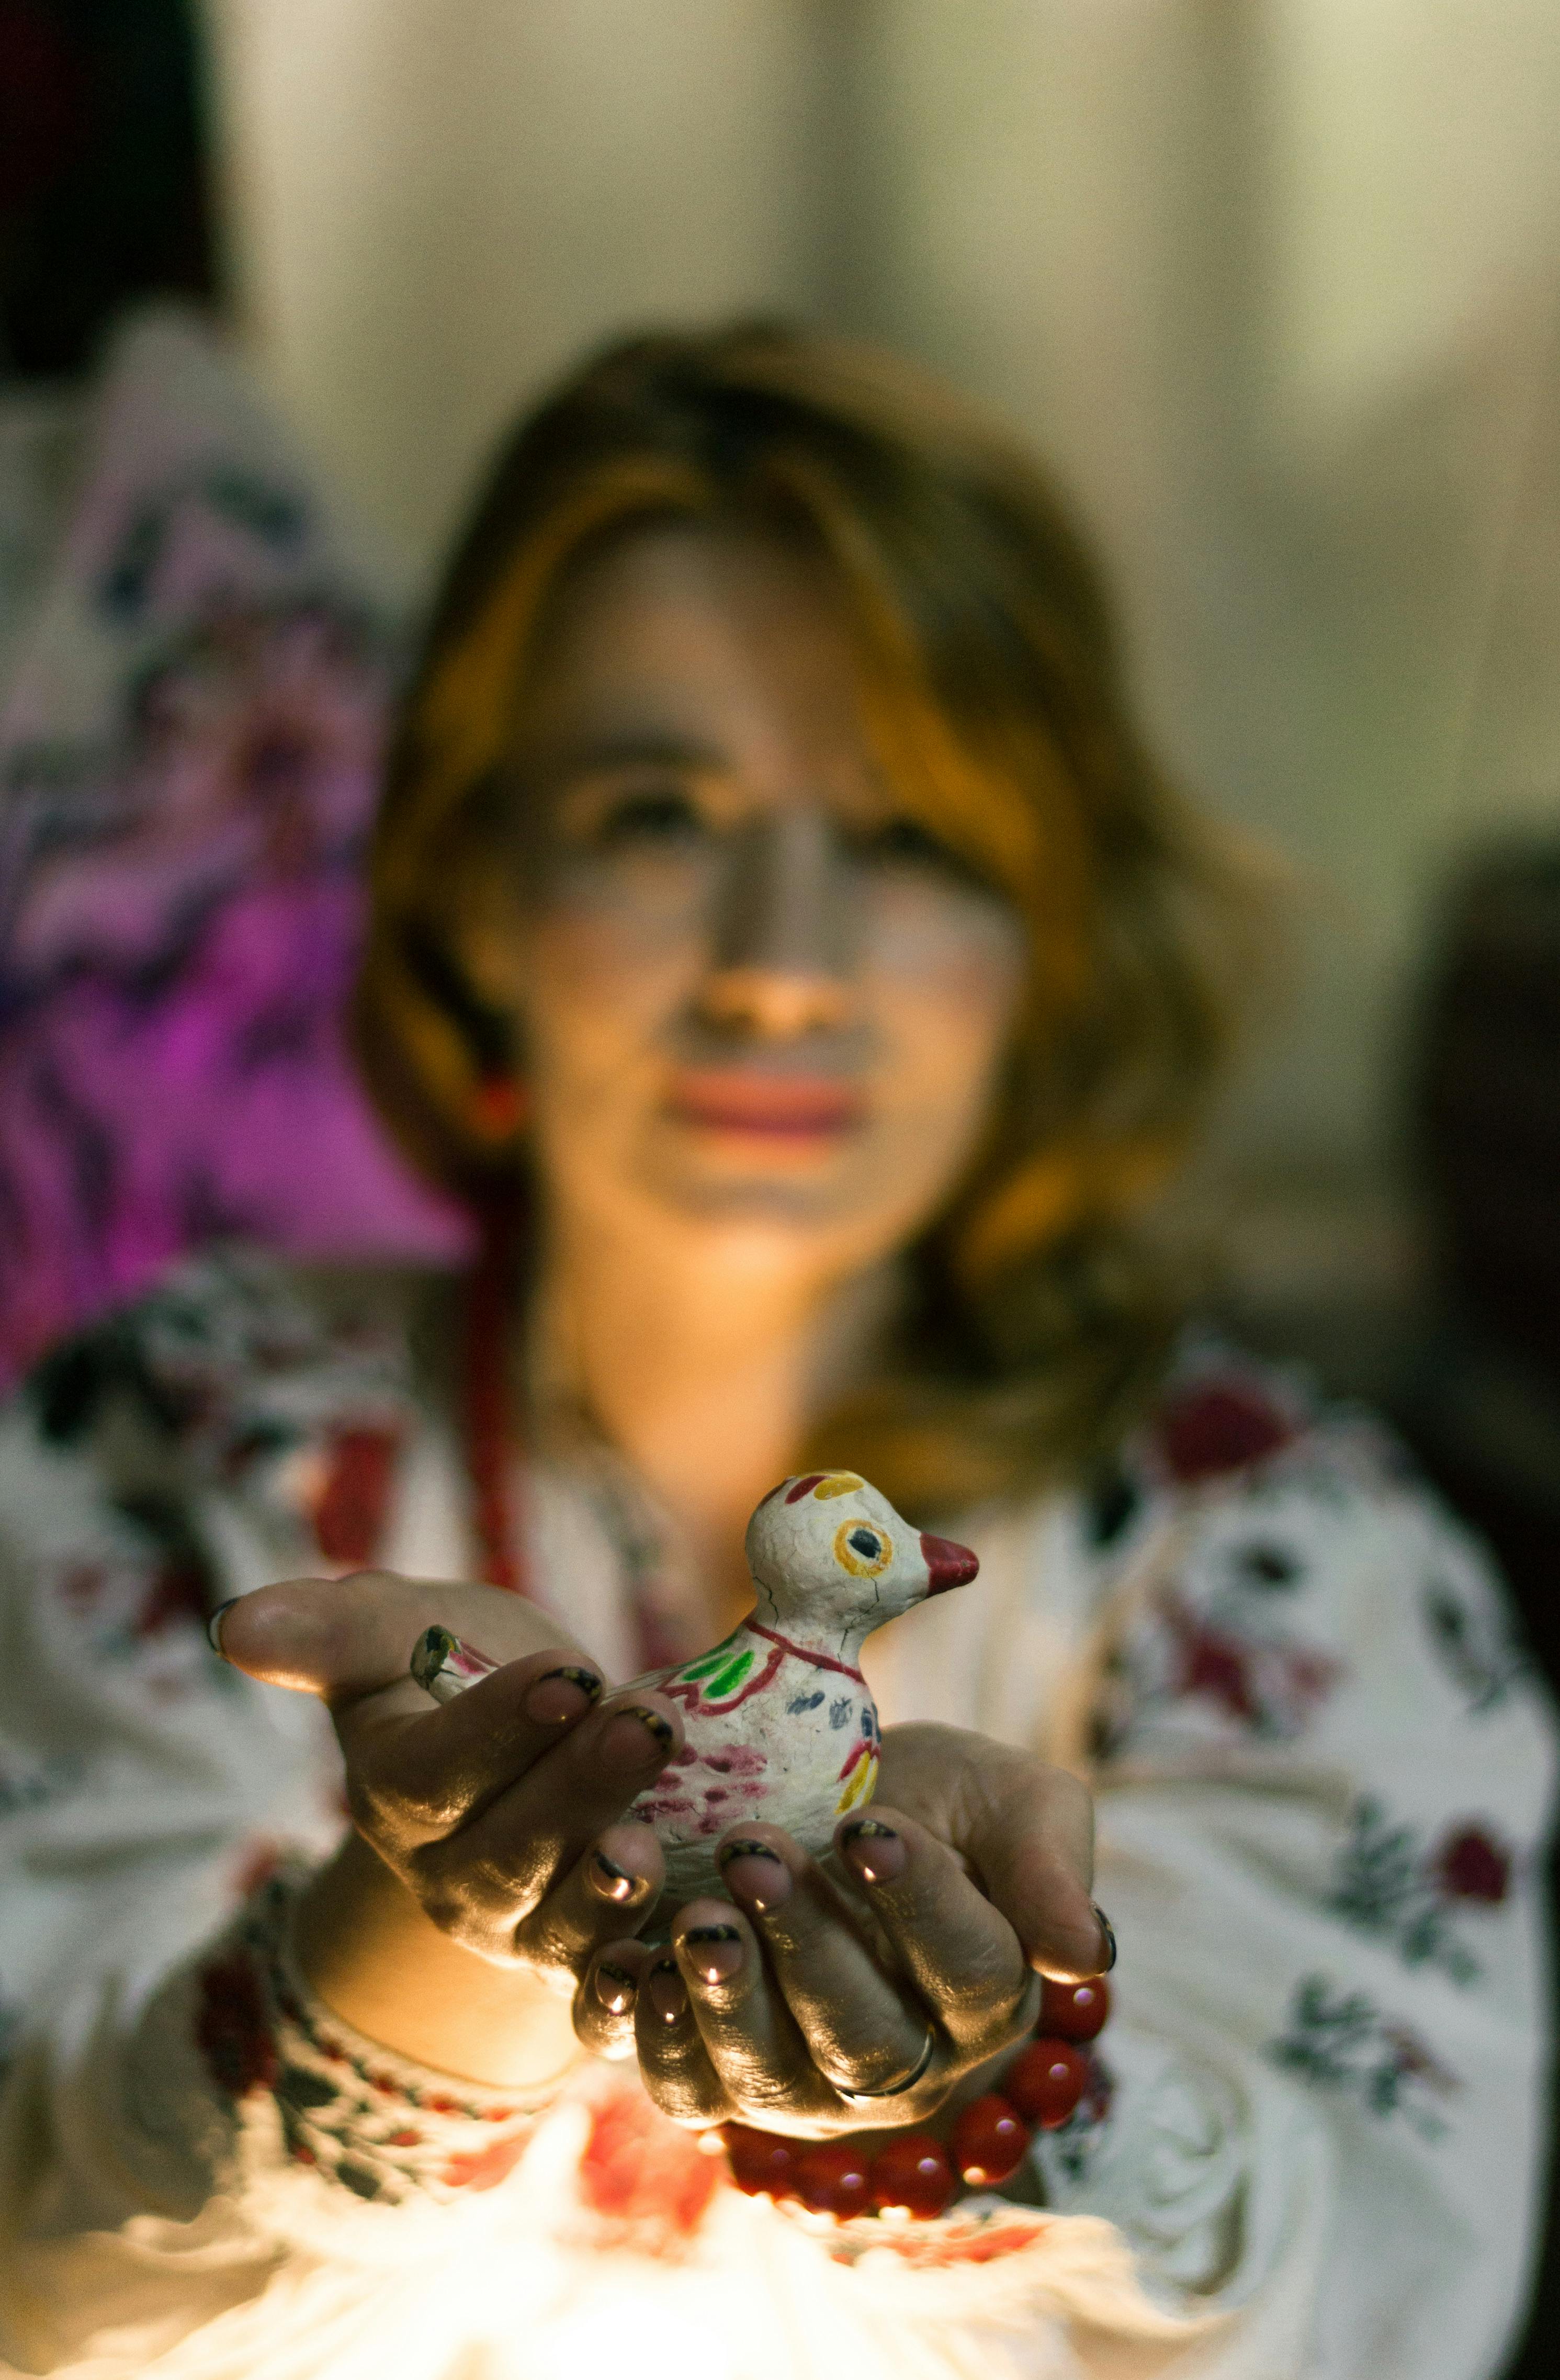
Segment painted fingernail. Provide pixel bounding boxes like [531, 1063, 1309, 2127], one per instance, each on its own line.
[589, 1848, 643, 1904]
[1092, 1903, 1118, 1973]
[599, 1706, 676, 1770]
[718, 1840, 790, 1912]
[411, 1626, 501, 1705]
[206, 1597, 241, 1656]
[839, 1818, 906, 1886]
[680, 1923, 743, 1984]
[646, 1956, 688, 2027]
[524, 1665, 603, 1725]
[594, 1960, 637, 2015]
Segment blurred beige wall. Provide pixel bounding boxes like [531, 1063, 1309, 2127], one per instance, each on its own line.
[200, 0, 1560, 1222]
[202, 0, 829, 563]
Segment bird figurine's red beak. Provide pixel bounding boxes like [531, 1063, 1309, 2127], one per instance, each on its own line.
[920, 1532, 980, 1593]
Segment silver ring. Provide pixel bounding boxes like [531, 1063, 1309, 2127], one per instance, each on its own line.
[835, 2026, 937, 2106]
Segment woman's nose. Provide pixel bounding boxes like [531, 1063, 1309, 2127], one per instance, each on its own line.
[698, 808, 856, 1041]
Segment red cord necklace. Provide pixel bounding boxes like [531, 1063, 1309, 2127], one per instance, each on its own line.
[459, 1207, 691, 1665]
[461, 1208, 525, 1595]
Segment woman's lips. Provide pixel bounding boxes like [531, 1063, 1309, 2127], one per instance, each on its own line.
[665, 1070, 866, 1138]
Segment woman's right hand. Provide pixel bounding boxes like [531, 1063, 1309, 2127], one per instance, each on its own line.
[216, 1571, 682, 2078]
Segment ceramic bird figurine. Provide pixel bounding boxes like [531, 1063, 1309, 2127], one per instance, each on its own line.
[624, 1469, 977, 1907]
[411, 1469, 978, 1912]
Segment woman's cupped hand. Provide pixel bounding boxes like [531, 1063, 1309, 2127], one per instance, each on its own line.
[215, 1573, 683, 2007]
[575, 1722, 1105, 2136]
[218, 1581, 1105, 2133]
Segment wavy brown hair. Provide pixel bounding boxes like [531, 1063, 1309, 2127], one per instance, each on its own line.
[357, 323, 1260, 1511]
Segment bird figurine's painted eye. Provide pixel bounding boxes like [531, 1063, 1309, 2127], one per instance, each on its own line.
[835, 1519, 892, 1576]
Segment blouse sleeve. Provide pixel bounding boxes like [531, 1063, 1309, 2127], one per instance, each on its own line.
[1035, 1363, 1558, 2378]
[0, 1253, 545, 2373]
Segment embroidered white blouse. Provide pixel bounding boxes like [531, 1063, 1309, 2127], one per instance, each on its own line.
[0, 1251, 1551, 2380]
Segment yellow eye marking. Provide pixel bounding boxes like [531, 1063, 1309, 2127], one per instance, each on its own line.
[813, 1473, 865, 1501]
[834, 1517, 892, 1577]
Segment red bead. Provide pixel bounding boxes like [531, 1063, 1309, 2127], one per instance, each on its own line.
[868, 2132, 958, 2219]
[722, 2124, 798, 2199]
[1006, 2038, 1090, 2130]
[792, 2139, 874, 2217]
[950, 2092, 1030, 2187]
[1038, 1974, 1112, 2043]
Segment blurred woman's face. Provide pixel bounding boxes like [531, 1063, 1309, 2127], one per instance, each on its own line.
[460, 524, 1027, 1284]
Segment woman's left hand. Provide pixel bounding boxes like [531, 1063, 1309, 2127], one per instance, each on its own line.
[572, 1721, 1107, 2135]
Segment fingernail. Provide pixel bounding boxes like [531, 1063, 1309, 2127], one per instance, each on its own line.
[594, 1960, 637, 2015]
[646, 1956, 688, 2027]
[1092, 1903, 1118, 1973]
[589, 1848, 643, 1904]
[411, 1626, 500, 1705]
[206, 1597, 240, 1656]
[680, 1923, 743, 1984]
[524, 1665, 603, 1725]
[599, 1706, 676, 1770]
[839, 1818, 906, 1886]
[718, 1839, 790, 1912]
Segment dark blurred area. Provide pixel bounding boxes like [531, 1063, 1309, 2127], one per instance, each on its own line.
[1406, 844, 1560, 1652]
[0, 0, 217, 377]
[1401, 845, 1560, 2380]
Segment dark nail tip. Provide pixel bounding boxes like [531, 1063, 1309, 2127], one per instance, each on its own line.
[717, 1837, 783, 1865]
[681, 1923, 741, 1944]
[540, 1664, 603, 1697]
[593, 1961, 636, 2011]
[618, 1705, 675, 1750]
[650, 1954, 681, 1975]
[841, 1817, 898, 1840]
[1092, 1903, 1118, 1972]
[589, 1853, 639, 1902]
[206, 1597, 241, 1655]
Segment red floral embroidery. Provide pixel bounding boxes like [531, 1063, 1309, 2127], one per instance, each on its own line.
[1159, 1587, 1341, 1735]
[133, 1556, 211, 1640]
[576, 2086, 721, 2243]
[56, 1561, 107, 1613]
[1434, 1826, 1512, 1905]
[195, 1950, 277, 2097]
[816, 2210, 1054, 2270]
[1157, 1379, 1297, 1483]
[441, 2129, 532, 2192]
[228, 1833, 282, 1903]
[927, 2223, 1049, 2264]
[311, 1427, 400, 1566]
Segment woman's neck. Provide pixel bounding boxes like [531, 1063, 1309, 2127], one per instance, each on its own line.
[532, 1214, 895, 1634]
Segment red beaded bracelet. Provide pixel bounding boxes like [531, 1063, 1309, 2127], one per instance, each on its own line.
[720, 1973, 1110, 2221]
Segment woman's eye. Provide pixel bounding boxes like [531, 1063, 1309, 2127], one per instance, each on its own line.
[593, 786, 706, 849]
[857, 816, 973, 879]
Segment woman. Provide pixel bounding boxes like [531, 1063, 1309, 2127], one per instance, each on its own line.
[0, 325, 1550, 2379]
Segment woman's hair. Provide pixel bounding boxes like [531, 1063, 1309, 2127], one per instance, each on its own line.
[358, 322, 1262, 1509]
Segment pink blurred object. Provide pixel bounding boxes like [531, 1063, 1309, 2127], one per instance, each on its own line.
[0, 310, 472, 1391]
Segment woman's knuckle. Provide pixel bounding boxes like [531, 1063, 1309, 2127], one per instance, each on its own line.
[512, 1910, 583, 1978]
[642, 2071, 724, 2125]
[343, 1773, 394, 1841]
